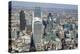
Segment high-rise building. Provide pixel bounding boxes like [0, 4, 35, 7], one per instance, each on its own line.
[19, 10, 26, 31]
[47, 13, 53, 32]
[33, 7, 43, 50]
[33, 21, 43, 50]
[34, 7, 41, 18]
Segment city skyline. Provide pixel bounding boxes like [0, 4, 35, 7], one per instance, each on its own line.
[9, 1, 78, 53]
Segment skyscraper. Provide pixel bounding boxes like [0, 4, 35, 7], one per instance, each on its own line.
[47, 13, 53, 32]
[33, 7, 43, 50]
[34, 7, 41, 18]
[19, 10, 26, 31]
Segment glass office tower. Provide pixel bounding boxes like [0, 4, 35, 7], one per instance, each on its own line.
[33, 7, 43, 50]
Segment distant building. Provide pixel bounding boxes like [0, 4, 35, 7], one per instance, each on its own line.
[34, 7, 41, 18]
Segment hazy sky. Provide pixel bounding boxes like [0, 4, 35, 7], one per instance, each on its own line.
[11, 1, 77, 10]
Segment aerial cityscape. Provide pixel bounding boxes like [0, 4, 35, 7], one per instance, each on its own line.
[9, 1, 78, 53]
